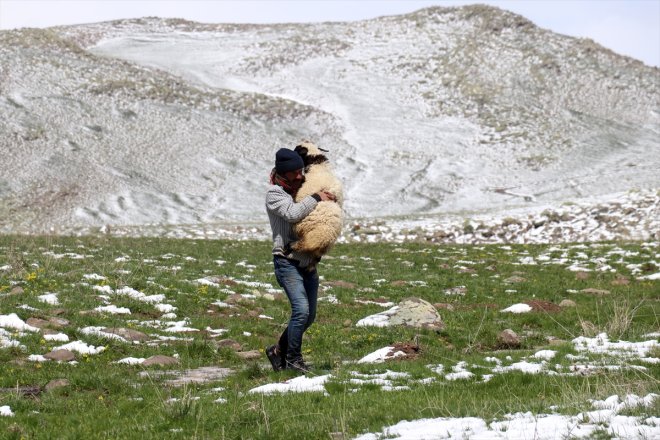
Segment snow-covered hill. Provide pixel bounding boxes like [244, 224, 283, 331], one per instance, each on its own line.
[1, 5, 658, 239]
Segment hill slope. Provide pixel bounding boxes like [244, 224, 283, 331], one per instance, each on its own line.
[1, 5, 658, 235]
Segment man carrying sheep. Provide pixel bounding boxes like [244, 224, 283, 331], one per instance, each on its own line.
[265, 148, 336, 373]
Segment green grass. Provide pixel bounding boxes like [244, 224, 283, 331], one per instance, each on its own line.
[0, 235, 658, 439]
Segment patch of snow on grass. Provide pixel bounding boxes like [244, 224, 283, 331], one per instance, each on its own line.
[358, 346, 406, 364]
[44, 333, 69, 342]
[500, 303, 532, 313]
[0, 313, 40, 332]
[38, 293, 59, 305]
[249, 374, 331, 395]
[355, 394, 659, 440]
[572, 333, 658, 358]
[94, 305, 131, 314]
[55, 341, 105, 354]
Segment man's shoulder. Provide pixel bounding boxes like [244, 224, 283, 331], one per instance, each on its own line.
[266, 185, 290, 201]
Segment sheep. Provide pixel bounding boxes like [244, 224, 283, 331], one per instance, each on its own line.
[291, 141, 344, 260]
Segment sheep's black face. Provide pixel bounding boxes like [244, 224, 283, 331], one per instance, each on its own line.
[295, 144, 329, 168]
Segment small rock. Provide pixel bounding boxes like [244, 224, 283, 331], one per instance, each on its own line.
[44, 379, 70, 392]
[580, 288, 610, 296]
[102, 328, 149, 342]
[575, 272, 590, 280]
[44, 349, 75, 362]
[504, 276, 526, 284]
[390, 280, 407, 287]
[26, 318, 50, 328]
[40, 328, 60, 336]
[497, 329, 521, 348]
[143, 355, 179, 367]
[559, 299, 577, 308]
[225, 294, 244, 305]
[325, 280, 357, 289]
[611, 276, 630, 286]
[48, 317, 69, 328]
[10, 286, 24, 295]
[342, 319, 352, 327]
[163, 366, 234, 386]
[247, 310, 260, 318]
[236, 350, 261, 360]
[548, 339, 569, 346]
[216, 339, 242, 351]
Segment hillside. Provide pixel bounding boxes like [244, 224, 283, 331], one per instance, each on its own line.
[0, 5, 658, 238]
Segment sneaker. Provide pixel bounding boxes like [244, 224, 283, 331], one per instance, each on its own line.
[265, 345, 284, 372]
[285, 357, 311, 374]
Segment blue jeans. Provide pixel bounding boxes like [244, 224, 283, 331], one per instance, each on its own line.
[273, 256, 318, 361]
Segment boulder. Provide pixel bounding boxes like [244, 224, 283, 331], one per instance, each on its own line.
[388, 298, 444, 330]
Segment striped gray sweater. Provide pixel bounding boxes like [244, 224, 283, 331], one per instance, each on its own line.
[265, 185, 319, 268]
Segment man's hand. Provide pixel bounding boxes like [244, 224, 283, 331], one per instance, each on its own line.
[317, 191, 337, 202]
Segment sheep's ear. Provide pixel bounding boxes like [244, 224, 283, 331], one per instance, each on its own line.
[294, 145, 308, 158]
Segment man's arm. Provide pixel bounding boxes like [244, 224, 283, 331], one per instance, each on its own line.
[266, 187, 318, 223]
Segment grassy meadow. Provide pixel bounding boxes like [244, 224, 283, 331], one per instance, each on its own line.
[0, 235, 658, 439]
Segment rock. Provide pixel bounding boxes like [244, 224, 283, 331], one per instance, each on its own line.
[164, 366, 233, 386]
[611, 276, 630, 286]
[44, 379, 70, 392]
[342, 319, 352, 327]
[390, 280, 407, 287]
[10, 286, 24, 295]
[575, 272, 590, 280]
[26, 318, 50, 328]
[504, 276, 526, 284]
[102, 327, 149, 342]
[497, 329, 521, 348]
[142, 355, 179, 367]
[559, 299, 577, 308]
[48, 317, 69, 328]
[225, 294, 244, 305]
[388, 298, 444, 330]
[40, 328, 60, 335]
[548, 338, 569, 346]
[247, 310, 260, 318]
[216, 339, 242, 351]
[580, 288, 610, 296]
[236, 350, 261, 360]
[44, 349, 75, 362]
[325, 280, 357, 289]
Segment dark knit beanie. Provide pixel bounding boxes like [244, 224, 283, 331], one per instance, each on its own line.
[275, 148, 304, 174]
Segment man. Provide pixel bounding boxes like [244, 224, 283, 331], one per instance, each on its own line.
[265, 147, 336, 373]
